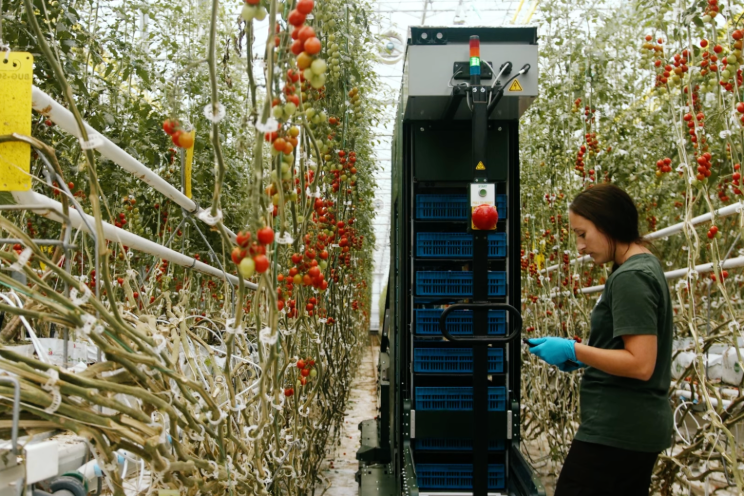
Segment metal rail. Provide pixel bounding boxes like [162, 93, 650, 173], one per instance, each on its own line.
[8, 190, 255, 289]
[31, 87, 238, 242]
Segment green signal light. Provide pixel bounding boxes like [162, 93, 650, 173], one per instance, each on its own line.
[470, 56, 480, 67]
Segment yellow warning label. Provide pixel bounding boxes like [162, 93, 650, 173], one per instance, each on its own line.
[509, 79, 523, 92]
[475, 161, 486, 170]
[0, 52, 34, 192]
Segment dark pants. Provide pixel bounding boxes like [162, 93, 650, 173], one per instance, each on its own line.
[554, 439, 659, 496]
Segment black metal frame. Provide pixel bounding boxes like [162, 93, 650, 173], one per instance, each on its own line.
[357, 28, 545, 496]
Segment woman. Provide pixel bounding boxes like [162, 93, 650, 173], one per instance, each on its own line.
[527, 184, 673, 496]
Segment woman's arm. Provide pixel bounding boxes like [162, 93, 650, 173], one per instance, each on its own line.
[574, 334, 657, 381]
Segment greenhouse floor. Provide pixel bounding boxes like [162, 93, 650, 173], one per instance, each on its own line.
[321, 337, 379, 495]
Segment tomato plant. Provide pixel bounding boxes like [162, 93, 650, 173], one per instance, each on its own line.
[0, 0, 381, 494]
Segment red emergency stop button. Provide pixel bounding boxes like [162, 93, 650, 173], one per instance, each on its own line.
[472, 204, 498, 230]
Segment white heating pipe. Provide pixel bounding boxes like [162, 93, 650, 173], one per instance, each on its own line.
[32, 87, 197, 212]
[10, 190, 255, 289]
[578, 255, 744, 294]
[541, 202, 743, 274]
[674, 389, 732, 409]
[31, 87, 237, 241]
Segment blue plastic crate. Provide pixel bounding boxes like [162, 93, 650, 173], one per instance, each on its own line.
[415, 271, 507, 297]
[496, 195, 507, 219]
[414, 439, 505, 451]
[415, 309, 507, 336]
[416, 232, 507, 258]
[414, 386, 506, 411]
[416, 464, 506, 490]
[415, 194, 507, 220]
[413, 348, 504, 373]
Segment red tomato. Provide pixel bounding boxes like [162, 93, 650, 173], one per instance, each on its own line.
[257, 226, 275, 245]
[162, 119, 180, 135]
[288, 9, 306, 26]
[298, 25, 315, 42]
[254, 254, 269, 273]
[297, 0, 314, 14]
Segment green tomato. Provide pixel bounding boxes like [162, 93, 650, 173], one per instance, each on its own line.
[238, 258, 255, 278]
[320, 260, 327, 270]
[272, 193, 280, 206]
[284, 102, 297, 116]
[311, 58, 328, 75]
[290, 191, 298, 201]
[305, 108, 317, 119]
[310, 368, 318, 378]
[311, 74, 326, 89]
[729, 54, 738, 64]
[722, 69, 731, 80]
[312, 114, 321, 124]
[282, 169, 292, 181]
[340, 174, 348, 181]
[283, 153, 294, 164]
[272, 105, 285, 119]
[281, 162, 290, 174]
[297, 215, 304, 223]
[270, 170, 278, 182]
[255, 6, 268, 20]
[319, 111, 327, 122]
[241, 4, 257, 21]
[303, 68, 314, 81]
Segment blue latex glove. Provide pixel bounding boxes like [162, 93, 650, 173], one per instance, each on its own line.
[527, 337, 578, 366]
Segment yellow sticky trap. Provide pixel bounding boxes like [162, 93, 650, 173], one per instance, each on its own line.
[0, 52, 34, 191]
[535, 253, 545, 269]
[184, 129, 196, 199]
[158, 491, 179, 496]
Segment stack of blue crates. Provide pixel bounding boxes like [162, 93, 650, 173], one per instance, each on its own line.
[412, 192, 508, 489]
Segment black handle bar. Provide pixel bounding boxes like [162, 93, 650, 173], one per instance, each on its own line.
[438, 303, 522, 344]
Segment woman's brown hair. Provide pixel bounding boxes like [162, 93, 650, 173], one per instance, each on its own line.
[569, 184, 650, 269]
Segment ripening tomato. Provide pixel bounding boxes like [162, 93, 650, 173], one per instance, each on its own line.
[175, 131, 194, 149]
[231, 247, 246, 264]
[304, 37, 321, 55]
[236, 231, 251, 247]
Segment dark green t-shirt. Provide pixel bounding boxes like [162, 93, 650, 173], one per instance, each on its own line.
[575, 253, 673, 453]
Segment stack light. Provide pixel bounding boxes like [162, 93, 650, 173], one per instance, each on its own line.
[469, 35, 480, 77]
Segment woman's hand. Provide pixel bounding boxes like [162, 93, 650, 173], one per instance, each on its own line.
[527, 337, 578, 366]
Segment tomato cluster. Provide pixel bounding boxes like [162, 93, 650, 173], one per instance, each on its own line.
[162, 119, 194, 149]
[232, 228, 274, 278]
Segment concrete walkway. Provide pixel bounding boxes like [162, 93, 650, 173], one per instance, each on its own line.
[319, 340, 379, 496]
